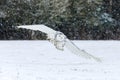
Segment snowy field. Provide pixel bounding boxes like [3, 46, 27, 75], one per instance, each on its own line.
[0, 40, 120, 80]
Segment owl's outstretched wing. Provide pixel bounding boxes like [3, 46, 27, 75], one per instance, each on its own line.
[65, 39, 101, 62]
[17, 25, 56, 34]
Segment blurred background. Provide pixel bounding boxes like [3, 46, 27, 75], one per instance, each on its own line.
[0, 0, 120, 40]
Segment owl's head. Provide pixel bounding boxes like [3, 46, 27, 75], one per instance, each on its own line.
[54, 31, 66, 42]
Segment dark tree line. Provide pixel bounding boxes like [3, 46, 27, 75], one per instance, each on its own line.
[0, 0, 120, 40]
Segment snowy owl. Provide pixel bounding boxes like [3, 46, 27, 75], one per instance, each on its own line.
[17, 25, 101, 62]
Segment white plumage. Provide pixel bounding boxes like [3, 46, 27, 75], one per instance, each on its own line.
[17, 24, 101, 62]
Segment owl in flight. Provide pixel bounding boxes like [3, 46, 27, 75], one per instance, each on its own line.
[17, 25, 101, 62]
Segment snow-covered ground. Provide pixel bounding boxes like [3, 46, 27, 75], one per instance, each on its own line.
[0, 40, 120, 80]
